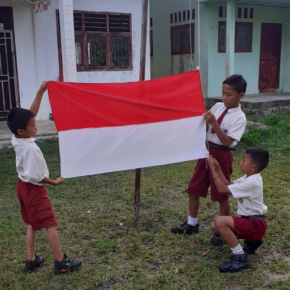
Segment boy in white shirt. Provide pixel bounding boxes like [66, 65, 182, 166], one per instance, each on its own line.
[205, 147, 269, 273]
[171, 74, 247, 243]
[7, 82, 82, 274]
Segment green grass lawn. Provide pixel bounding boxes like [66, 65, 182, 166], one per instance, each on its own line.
[1, 114, 290, 290]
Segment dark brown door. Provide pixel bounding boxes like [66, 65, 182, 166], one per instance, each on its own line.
[258, 23, 282, 93]
[0, 7, 18, 121]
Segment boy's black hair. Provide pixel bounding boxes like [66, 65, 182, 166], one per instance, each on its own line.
[223, 74, 247, 94]
[7, 108, 35, 135]
[246, 147, 269, 172]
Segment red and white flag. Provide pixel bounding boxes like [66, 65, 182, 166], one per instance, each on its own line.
[47, 70, 208, 178]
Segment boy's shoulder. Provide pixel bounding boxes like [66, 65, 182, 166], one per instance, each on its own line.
[12, 135, 39, 154]
[234, 173, 263, 189]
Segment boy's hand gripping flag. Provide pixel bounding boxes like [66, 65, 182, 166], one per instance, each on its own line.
[47, 70, 208, 178]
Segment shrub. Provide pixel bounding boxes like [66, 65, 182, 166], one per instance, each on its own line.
[240, 126, 271, 146]
[264, 114, 284, 126]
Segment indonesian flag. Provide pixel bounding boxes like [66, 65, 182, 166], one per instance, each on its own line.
[47, 70, 208, 178]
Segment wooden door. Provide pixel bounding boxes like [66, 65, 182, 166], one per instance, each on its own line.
[258, 23, 282, 93]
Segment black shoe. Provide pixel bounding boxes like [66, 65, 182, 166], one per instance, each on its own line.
[219, 253, 250, 273]
[171, 221, 199, 235]
[24, 254, 44, 273]
[210, 234, 224, 246]
[54, 254, 82, 275]
[243, 239, 264, 254]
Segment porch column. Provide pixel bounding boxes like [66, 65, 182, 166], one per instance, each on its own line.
[225, 0, 235, 77]
[58, 0, 77, 82]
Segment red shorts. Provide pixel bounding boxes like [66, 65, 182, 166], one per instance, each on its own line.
[187, 147, 233, 201]
[233, 216, 267, 241]
[17, 180, 58, 231]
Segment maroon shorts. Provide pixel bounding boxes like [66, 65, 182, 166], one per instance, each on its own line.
[187, 147, 233, 201]
[233, 216, 267, 241]
[17, 180, 58, 231]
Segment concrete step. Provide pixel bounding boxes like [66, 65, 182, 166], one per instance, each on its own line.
[205, 94, 290, 116]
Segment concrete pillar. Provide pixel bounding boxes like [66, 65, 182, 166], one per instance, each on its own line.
[225, 0, 235, 77]
[58, 0, 77, 82]
[33, 9, 50, 119]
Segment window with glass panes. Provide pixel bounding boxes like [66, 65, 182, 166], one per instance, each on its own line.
[218, 21, 253, 53]
[235, 22, 253, 52]
[73, 11, 132, 71]
[171, 24, 194, 55]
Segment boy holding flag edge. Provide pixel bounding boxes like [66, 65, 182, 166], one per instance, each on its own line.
[7, 82, 82, 274]
[171, 74, 247, 245]
[205, 147, 269, 273]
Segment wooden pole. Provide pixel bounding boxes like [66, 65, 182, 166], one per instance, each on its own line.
[134, 0, 149, 228]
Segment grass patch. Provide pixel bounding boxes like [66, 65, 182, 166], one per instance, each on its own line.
[1, 114, 290, 289]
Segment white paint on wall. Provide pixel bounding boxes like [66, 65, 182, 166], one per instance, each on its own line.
[0, 0, 150, 120]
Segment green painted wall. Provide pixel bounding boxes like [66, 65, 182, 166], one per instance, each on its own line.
[150, 1, 290, 97]
[206, 4, 290, 97]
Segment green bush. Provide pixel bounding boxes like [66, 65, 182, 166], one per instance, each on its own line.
[241, 126, 271, 146]
[264, 114, 284, 126]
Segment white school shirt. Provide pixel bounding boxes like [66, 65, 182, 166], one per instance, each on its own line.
[228, 173, 267, 216]
[207, 102, 246, 148]
[11, 135, 49, 186]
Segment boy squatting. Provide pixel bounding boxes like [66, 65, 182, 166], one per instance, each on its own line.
[172, 74, 247, 248]
[205, 147, 269, 273]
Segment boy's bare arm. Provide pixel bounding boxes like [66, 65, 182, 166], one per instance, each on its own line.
[205, 157, 231, 195]
[30, 81, 49, 117]
[41, 176, 63, 186]
[203, 111, 234, 147]
[212, 158, 232, 186]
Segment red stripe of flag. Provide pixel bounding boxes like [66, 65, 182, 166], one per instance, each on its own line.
[47, 70, 205, 132]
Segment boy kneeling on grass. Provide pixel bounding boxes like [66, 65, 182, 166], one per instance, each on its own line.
[205, 147, 269, 273]
[7, 81, 82, 274]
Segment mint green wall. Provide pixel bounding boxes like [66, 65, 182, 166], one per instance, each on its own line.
[150, 0, 209, 94]
[207, 4, 290, 97]
[150, 1, 290, 98]
[281, 8, 290, 93]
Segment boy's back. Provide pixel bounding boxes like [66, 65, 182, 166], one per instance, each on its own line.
[229, 173, 267, 216]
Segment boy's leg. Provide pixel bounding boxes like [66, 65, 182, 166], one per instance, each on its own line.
[214, 216, 249, 273]
[171, 159, 209, 235]
[47, 226, 82, 274]
[213, 216, 238, 247]
[24, 225, 44, 273]
[26, 226, 36, 260]
[210, 149, 233, 215]
[188, 194, 199, 219]
[47, 226, 63, 261]
[210, 221, 224, 246]
[219, 199, 230, 216]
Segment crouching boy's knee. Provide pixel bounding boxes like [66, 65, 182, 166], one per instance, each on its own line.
[213, 216, 224, 230]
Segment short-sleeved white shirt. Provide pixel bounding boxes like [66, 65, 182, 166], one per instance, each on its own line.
[11, 135, 49, 186]
[207, 102, 246, 148]
[228, 173, 267, 216]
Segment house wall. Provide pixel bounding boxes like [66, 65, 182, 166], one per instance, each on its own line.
[0, 0, 150, 120]
[280, 8, 290, 93]
[151, 1, 290, 98]
[150, 0, 209, 93]
[205, 3, 290, 97]
[0, 1, 39, 114]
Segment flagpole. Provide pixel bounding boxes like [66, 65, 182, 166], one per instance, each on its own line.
[134, 0, 149, 228]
